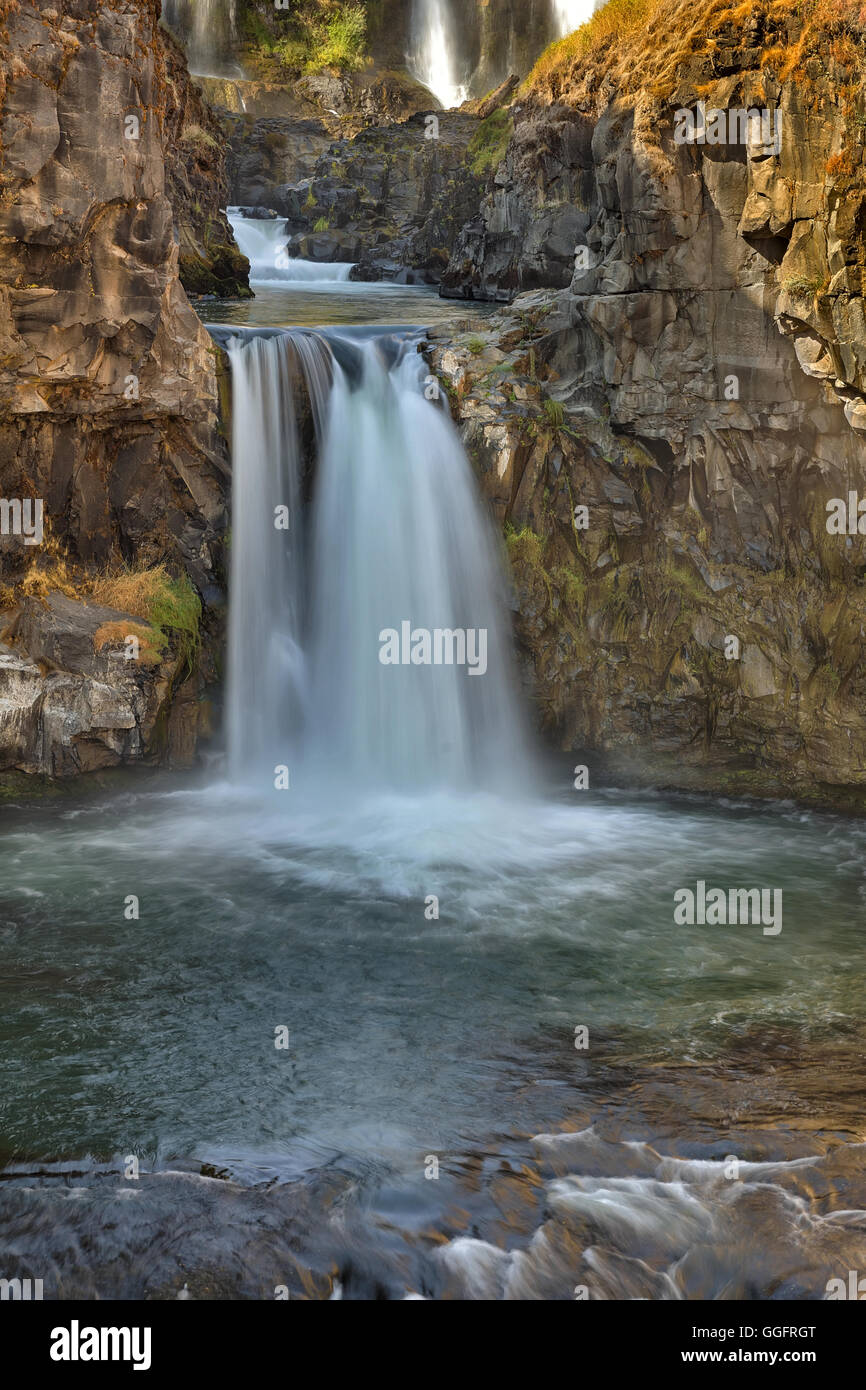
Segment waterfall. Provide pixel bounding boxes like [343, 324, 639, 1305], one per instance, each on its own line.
[550, 0, 595, 36]
[218, 326, 533, 794]
[224, 331, 332, 779]
[407, 0, 597, 106]
[407, 0, 468, 109]
[228, 212, 355, 284]
[161, 0, 239, 76]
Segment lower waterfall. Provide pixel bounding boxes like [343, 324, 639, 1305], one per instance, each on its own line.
[219, 326, 534, 794]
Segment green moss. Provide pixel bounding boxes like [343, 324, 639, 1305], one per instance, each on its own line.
[147, 573, 202, 677]
[467, 109, 514, 177]
[656, 554, 706, 604]
[505, 523, 546, 571]
[542, 398, 565, 427]
[313, 215, 331, 232]
[551, 564, 587, 616]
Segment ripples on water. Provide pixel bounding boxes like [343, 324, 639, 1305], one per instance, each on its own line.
[1, 778, 865, 1297]
[200, 283, 498, 330]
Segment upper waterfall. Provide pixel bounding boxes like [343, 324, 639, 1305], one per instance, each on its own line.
[407, 0, 469, 109]
[407, 0, 598, 107]
[162, 0, 240, 77]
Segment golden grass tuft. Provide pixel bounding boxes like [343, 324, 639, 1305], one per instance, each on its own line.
[93, 620, 166, 667]
[88, 563, 202, 674]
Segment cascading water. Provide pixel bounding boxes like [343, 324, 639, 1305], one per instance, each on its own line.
[162, 0, 239, 76]
[407, 0, 598, 106]
[224, 332, 329, 780]
[407, 0, 468, 108]
[228, 211, 355, 285]
[305, 335, 531, 791]
[219, 325, 533, 794]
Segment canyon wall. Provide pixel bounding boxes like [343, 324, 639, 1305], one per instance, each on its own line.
[0, 0, 230, 775]
[434, 3, 866, 801]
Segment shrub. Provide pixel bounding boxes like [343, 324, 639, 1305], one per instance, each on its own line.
[315, 4, 367, 72]
[467, 109, 514, 176]
[90, 565, 202, 674]
[180, 123, 218, 151]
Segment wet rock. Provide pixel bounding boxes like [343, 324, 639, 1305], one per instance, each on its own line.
[226, 108, 486, 284]
[161, 29, 251, 300]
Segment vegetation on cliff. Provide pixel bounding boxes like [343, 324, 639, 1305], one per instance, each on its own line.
[240, 0, 372, 78]
[524, 0, 866, 104]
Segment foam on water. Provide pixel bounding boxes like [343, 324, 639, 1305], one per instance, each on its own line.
[228, 211, 355, 284]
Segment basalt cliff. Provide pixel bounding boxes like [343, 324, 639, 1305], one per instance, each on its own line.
[432, 0, 866, 804]
[0, 0, 232, 777]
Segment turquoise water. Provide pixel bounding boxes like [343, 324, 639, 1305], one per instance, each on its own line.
[1, 778, 863, 1166]
[1, 778, 865, 1297]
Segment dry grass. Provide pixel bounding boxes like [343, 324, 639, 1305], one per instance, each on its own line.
[523, 0, 866, 106]
[89, 563, 201, 673]
[93, 620, 166, 667]
[0, 530, 78, 609]
[0, 553, 201, 675]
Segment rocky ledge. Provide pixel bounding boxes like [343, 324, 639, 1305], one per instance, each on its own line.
[0, 593, 201, 777]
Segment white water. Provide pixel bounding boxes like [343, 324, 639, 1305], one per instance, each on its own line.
[551, 0, 596, 35]
[228, 212, 355, 285]
[224, 329, 533, 793]
[225, 333, 328, 779]
[162, 0, 238, 76]
[408, 0, 468, 108]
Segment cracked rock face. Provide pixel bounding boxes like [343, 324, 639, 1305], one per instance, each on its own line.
[0, 0, 229, 776]
[0, 0, 228, 588]
[0, 593, 197, 777]
[431, 28, 866, 798]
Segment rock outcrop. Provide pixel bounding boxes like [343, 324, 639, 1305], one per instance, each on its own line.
[160, 27, 252, 299]
[432, 2, 866, 800]
[0, 593, 200, 776]
[0, 0, 229, 777]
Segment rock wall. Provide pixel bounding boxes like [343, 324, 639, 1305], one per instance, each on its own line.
[281, 111, 487, 282]
[0, 0, 229, 776]
[160, 27, 252, 299]
[433, 5, 866, 800]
